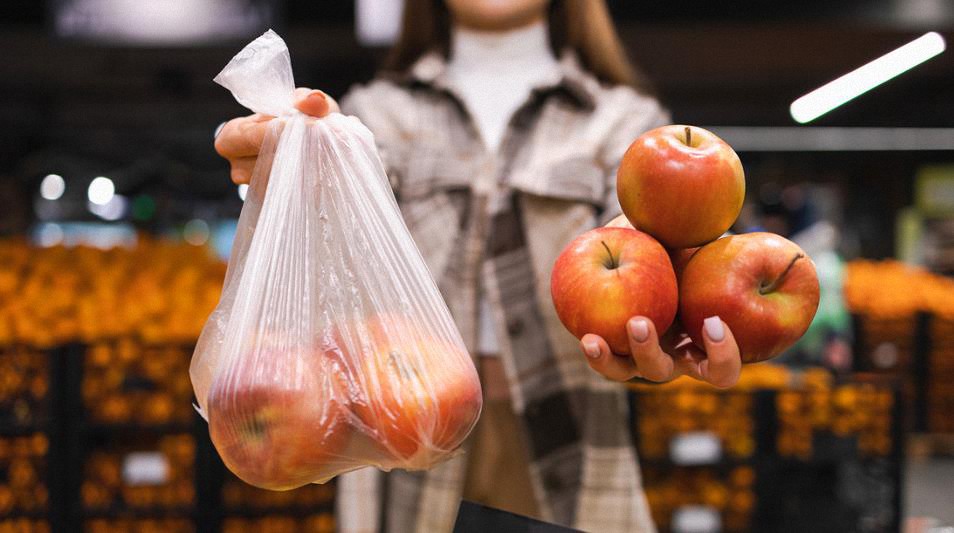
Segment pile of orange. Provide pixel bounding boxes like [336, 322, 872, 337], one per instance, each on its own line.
[0, 433, 48, 516]
[82, 340, 194, 426]
[0, 238, 225, 348]
[844, 259, 954, 433]
[0, 346, 47, 427]
[631, 365, 800, 460]
[844, 259, 954, 318]
[777, 380, 894, 458]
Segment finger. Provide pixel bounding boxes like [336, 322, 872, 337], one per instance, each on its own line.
[581, 334, 638, 382]
[697, 316, 742, 389]
[294, 88, 340, 118]
[627, 318, 674, 382]
[215, 114, 272, 159]
[229, 157, 257, 185]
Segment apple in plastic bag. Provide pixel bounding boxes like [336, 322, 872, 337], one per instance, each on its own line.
[325, 314, 482, 466]
[207, 343, 350, 490]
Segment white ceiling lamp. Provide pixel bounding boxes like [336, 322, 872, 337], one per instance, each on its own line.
[40, 174, 66, 201]
[87, 176, 115, 206]
[790, 32, 946, 124]
[356, 0, 404, 46]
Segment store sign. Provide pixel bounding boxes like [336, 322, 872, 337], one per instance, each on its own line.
[916, 165, 954, 215]
[672, 505, 721, 533]
[670, 431, 722, 465]
[122, 452, 170, 486]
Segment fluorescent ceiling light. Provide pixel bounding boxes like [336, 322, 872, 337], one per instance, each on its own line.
[790, 32, 946, 124]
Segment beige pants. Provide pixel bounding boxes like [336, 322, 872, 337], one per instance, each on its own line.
[462, 357, 540, 519]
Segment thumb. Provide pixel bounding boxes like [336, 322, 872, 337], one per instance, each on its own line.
[293, 88, 340, 118]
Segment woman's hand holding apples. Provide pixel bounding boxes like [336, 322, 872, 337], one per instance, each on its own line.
[579, 317, 742, 389]
[574, 214, 743, 388]
[214, 88, 339, 184]
[559, 125, 818, 388]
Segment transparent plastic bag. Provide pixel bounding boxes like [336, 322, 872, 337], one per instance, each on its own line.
[190, 30, 482, 490]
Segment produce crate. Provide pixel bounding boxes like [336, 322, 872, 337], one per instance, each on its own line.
[642, 465, 757, 533]
[630, 389, 759, 462]
[80, 431, 195, 516]
[0, 346, 50, 431]
[629, 372, 904, 533]
[775, 380, 896, 460]
[852, 313, 926, 431]
[926, 316, 954, 433]
[220, 476, 335, 513]
[82, 340, 194, 426]
[0, 433, 49, 517]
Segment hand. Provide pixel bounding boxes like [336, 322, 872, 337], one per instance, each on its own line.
[214, 88, 340, 184]
[580, 317, 742, 389]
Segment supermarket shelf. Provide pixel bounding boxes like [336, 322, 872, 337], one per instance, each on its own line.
[83, 422, 195, 435]
[82, 506, 195, 519]
[218, 504, 335, 519]
[0, 424, 48, 436]
[0, 511, 50, 520]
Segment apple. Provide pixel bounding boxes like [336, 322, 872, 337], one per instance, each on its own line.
[679, 232, 820, 363]
[207, 343, 349, 490]
[324, 314, 482, 467]
[670, 247, 700, 280]
[617, 125, 745, 248]
[550, 226, 678, 355]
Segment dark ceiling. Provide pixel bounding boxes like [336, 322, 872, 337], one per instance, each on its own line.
[0, 1, 951, 190]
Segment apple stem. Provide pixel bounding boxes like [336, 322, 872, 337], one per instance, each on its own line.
[600, 240, 619, 270]
[685, 126, 692, 147]
[759, 253, 804, 295]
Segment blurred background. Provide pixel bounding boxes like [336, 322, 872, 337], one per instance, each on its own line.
[1, 1, 953, 532]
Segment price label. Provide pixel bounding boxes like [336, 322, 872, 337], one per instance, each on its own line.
[670, 431, 722, 465]
[122, 452, 169, 486]
[672, 505, 721, 533]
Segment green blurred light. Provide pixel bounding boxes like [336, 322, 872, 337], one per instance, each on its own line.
[132, 195, 156, 221]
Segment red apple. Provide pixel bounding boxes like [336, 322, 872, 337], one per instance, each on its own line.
[325, 314, 482, 468]
[617, 125, 745, 248]
[207, 343, 349, 490]
[679, 232, 820, 363]
[550, 227, 678, 355]
[670, 247, 700, 280]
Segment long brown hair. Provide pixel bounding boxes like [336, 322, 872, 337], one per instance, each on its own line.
[384, 0, 653, 94]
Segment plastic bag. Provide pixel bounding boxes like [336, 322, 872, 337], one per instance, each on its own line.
[190, 30, 482, 490]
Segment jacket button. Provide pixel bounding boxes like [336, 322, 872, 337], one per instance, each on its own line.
[507, 318, 525, 336]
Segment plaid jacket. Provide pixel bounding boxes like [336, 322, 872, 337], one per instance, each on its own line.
[338, 50, 669, 533]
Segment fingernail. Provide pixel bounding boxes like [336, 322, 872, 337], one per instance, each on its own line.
[628, 319, 649, 343]
[304, 90, 327, 105]
[704, 316, 725, 343]
[583, 341, 600, 359]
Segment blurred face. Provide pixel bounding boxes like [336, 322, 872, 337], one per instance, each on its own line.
[445, 0, 550, 31]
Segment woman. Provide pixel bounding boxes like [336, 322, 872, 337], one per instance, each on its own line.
[215, 1, 742, 531]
